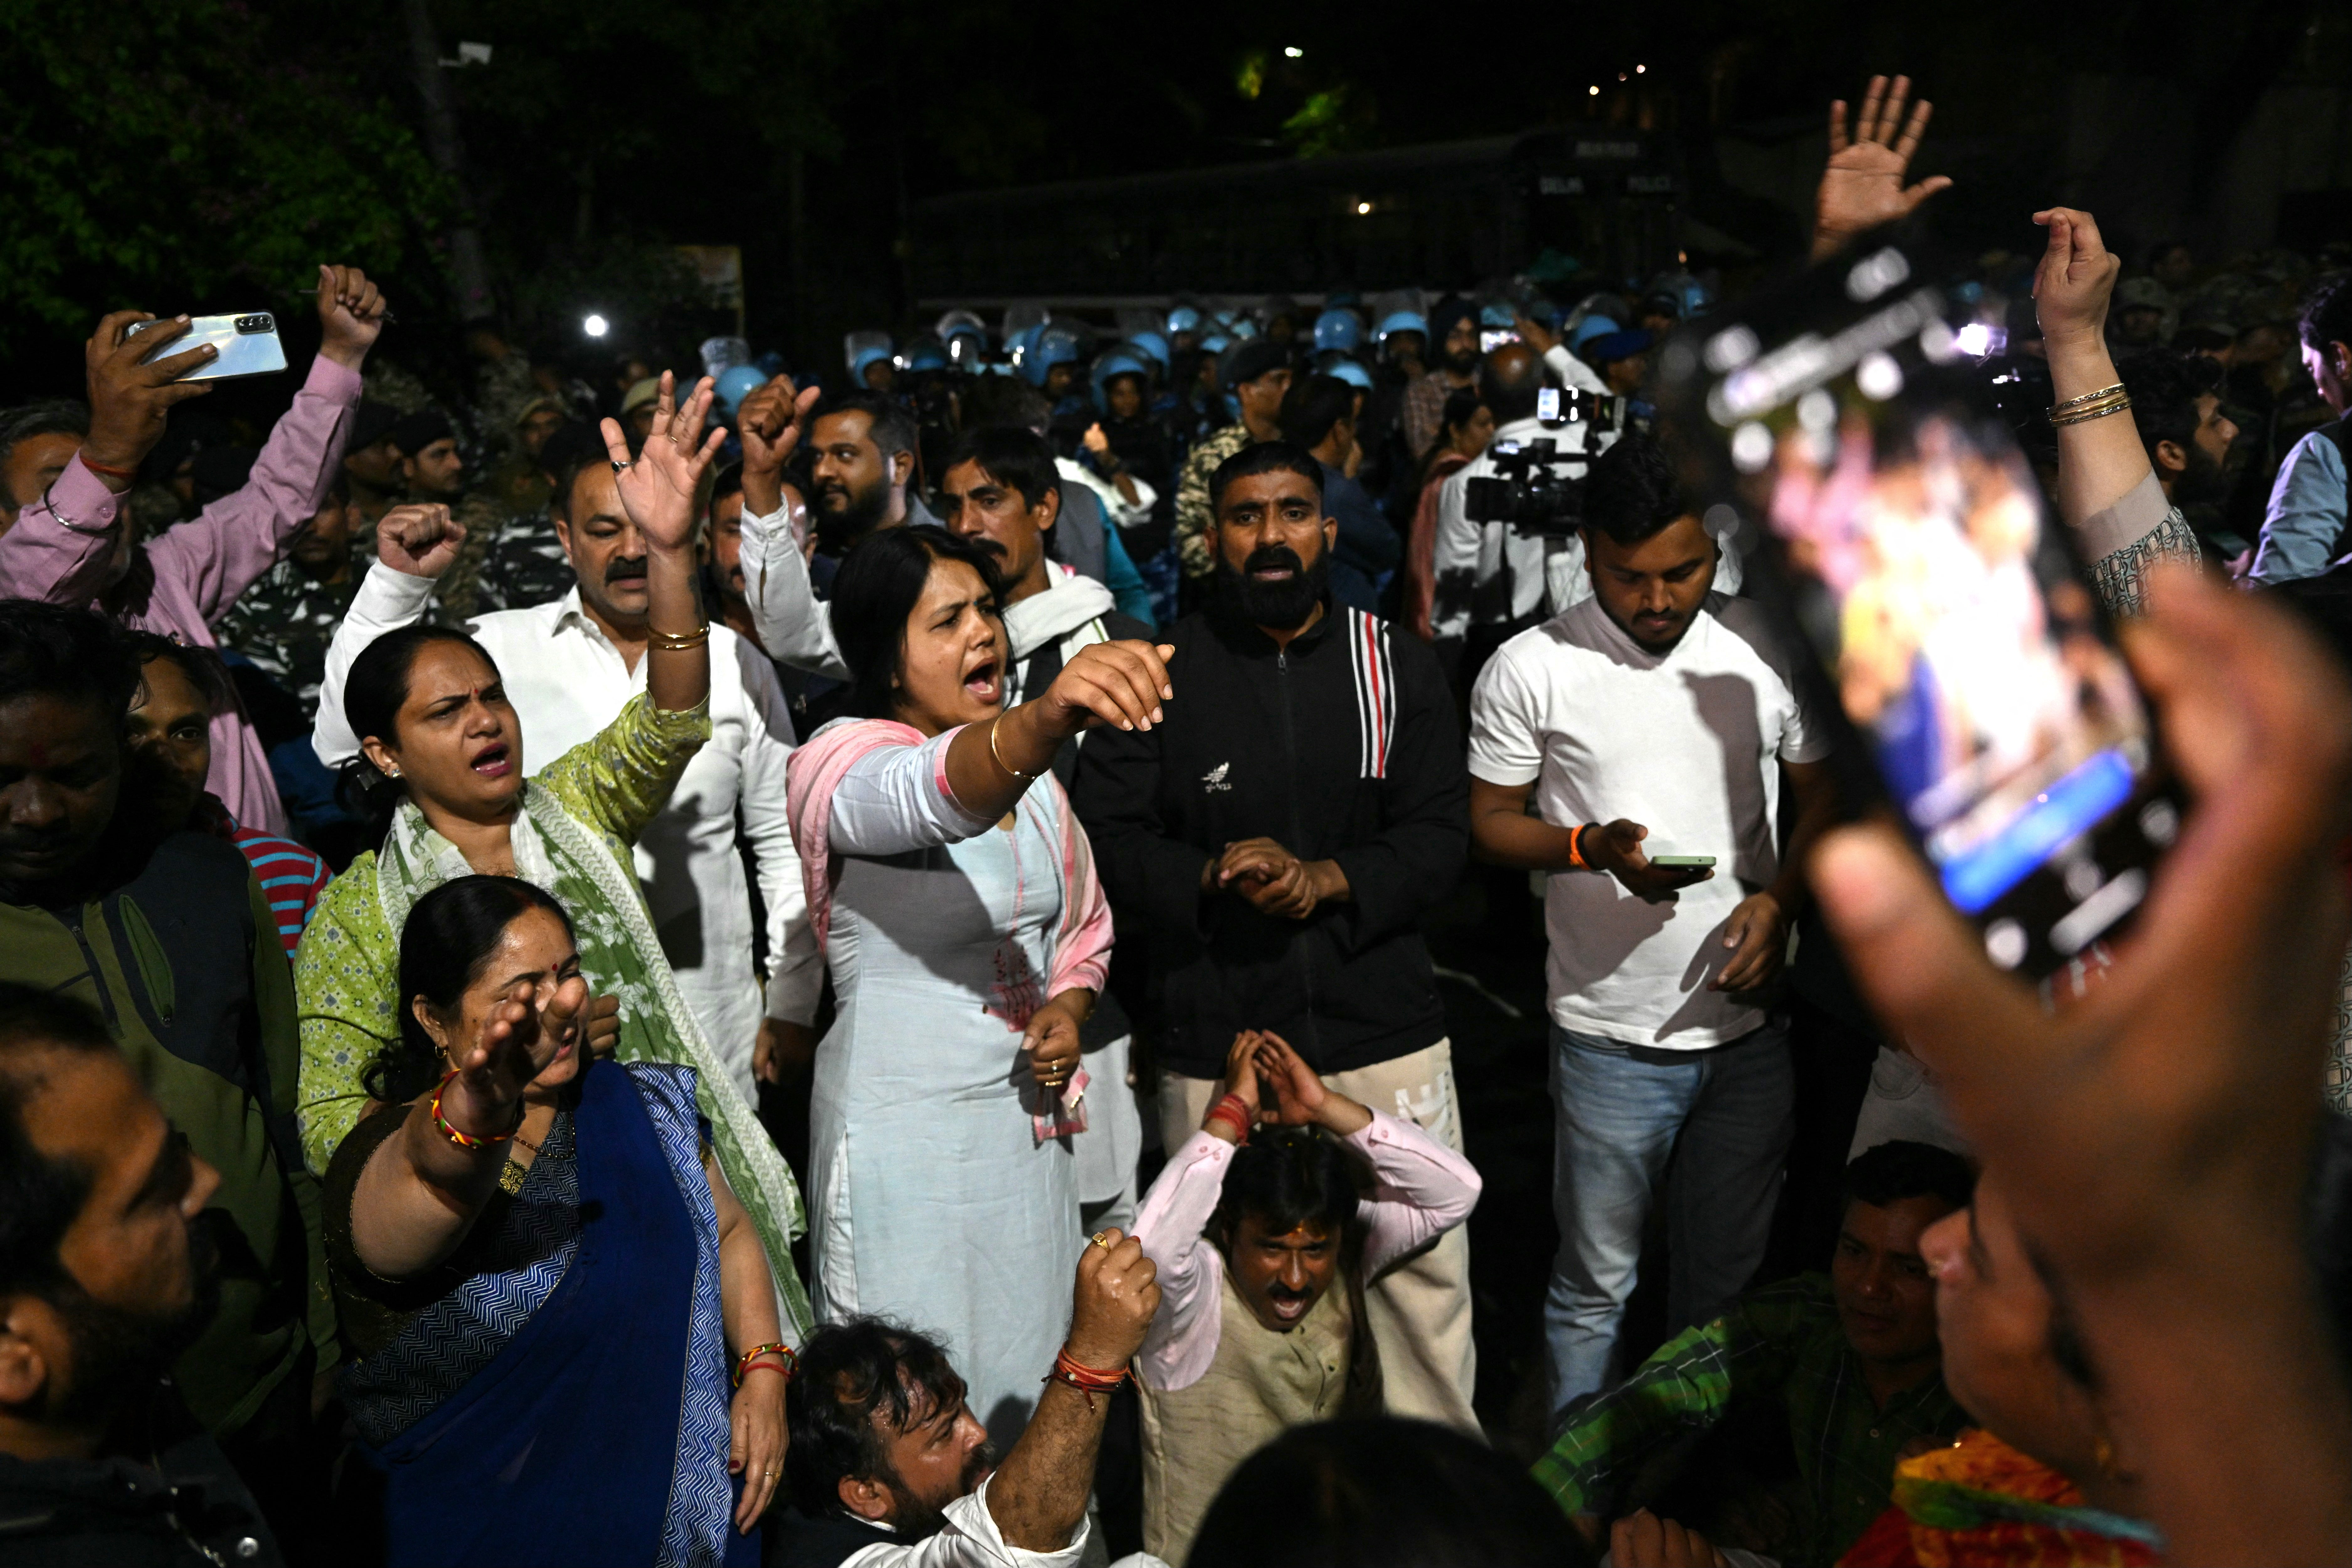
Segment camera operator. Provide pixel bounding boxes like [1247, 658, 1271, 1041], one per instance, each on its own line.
[1426, 344, 1625, 691]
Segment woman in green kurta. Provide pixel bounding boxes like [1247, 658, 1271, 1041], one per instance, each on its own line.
[293, 374, 810, 1336]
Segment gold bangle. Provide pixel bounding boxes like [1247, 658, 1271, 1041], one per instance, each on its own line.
[2050, 381, 2126, 413]
[2050, 395, 2133, 427]
[647, 623, 710, 652]
[987, 714, 1036, 782]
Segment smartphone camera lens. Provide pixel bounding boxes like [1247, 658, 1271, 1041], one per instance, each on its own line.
[235, 314, 273, 334]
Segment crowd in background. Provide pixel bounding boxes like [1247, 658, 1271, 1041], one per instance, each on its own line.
[4, 72, 2352, 1568]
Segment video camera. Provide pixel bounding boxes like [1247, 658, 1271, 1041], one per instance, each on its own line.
[1463, 439, 1585, 536]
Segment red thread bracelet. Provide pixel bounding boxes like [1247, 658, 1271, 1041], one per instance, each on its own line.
[79, 455, 138, 480]
[1043, 1347, 1129, 1412]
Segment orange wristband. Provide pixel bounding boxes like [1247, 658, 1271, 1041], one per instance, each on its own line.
[1566, 824, 1593, 871]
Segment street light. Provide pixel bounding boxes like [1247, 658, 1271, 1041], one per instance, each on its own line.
[1284, 45, 1303, 57]
[583, 313, 610, 338]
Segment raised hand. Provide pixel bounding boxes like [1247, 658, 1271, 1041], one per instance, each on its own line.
[738, 374, 821, 478]
[1065, 1229, 1161, 1373]
[1811, 74, 1952, 261]
[2031, 206, 2122, 351]
[316, 264, 388, 368]
[375, 503, 465, 579]
[1212, 1029, 1266, 1136]
[79, 312, 218, 485]
[1034, 639, 1175, 739]
[601, 371, 728, 555]
[444, 971, 589, 1138]
[1811, 569, 2352, 1564]
[1586, 819, 1713, 901]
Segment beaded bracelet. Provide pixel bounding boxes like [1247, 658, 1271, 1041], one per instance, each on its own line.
[734, 1341, 797, 1388]
[1042, 1347, 1129, 1412]
[429, 1070, 521, 1150]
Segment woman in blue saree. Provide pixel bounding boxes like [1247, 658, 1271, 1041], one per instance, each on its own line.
[323, 875, 789, 1566]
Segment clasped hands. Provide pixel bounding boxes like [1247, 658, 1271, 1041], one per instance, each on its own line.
[1201, 837, 1347, 920]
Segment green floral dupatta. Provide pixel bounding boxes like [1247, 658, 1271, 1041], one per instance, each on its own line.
[375, 784, 812, 1338]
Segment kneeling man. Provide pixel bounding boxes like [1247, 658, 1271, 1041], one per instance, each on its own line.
[1131, 1029, 1483, 1563]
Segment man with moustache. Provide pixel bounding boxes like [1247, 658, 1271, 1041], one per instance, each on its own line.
[1071, 441, 1478, 1432]
[312, 453, 822, 1102]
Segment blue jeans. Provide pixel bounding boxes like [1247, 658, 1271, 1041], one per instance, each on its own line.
[1544, 1019, 1794, 1424]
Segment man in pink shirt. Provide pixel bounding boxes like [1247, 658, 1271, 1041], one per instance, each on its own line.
[1130, 1028, 1483, 1562]
[0, 266, 385, 834]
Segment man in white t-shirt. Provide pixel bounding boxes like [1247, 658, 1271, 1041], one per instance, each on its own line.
[1466, 432, 1841, 1423]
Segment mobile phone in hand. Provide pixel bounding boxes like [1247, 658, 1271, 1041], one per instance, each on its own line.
[126, 313, 288, 383]
[1651, 233, 2181, 979]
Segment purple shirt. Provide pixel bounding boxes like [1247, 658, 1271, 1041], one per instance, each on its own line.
[0, 356, 361, 833]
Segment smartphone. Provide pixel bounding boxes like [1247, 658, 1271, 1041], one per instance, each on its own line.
[126, 313, 288, 383]
[1652, 235, 2181, 979]
[1537, 386, 1562, 423]
[1650, 855, 1718, 868]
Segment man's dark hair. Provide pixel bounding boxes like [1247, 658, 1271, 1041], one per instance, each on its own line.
[944, 425, 1058, 510]
[387, 408, 454, 458]
[959, 376, 1054, 435]
[367, 876, 577, 1105]
[2116, 349, 2226, 471]
[1582, 431, 1697, 547]
[710, 463, 744, 506]
[0, 986, 116, 1302]
[122, 630, 235, 718]
[1213, 1126, 1383, 1415]
[1278, 374, 1356, 453]
[813, 392, 917, 464]
[1189, 1417, 1591, 1568]
[784, 1317, 968, 1518]
[827, 525, 1006, 721]
[1207, 440, 1324, 513]
[2299, 270, 2352, 357]
[0, 400, 89, 506]
[1477, 344, 1545, 425]
[1844, 1139, 1975, 1212]
[0, 602, 141, 731]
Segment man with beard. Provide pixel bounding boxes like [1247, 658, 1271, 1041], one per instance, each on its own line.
[2116, 349, 2242, 567]
[1072, 442, 1477, 1433]
[313, 477, 822, 1104]
[0, 985, 286, 1567]
[0, 604, 330, 1555]
[772, 1226, 1160, 1566]
[1400, 295, 1482, 463]
[1466, 432, 1842, 1426]
[731, 383, 936, 684]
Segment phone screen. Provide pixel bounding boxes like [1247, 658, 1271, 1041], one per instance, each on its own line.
[1536, 386, 1562, 424]
[1654, 239, 2179, 977]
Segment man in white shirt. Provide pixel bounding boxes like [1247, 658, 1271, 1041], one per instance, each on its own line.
[311, 456, 821, 1101]
[772, 1227, 1160, 1568]
[1428, 344, 1625, 676]
[1466, 432, 1841, 1423]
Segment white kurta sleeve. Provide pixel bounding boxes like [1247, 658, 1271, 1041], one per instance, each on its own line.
[741, 501, 851, 679]
[311, 560, 439, 765]
[827, 729, 995, 855]
[736, 644, 823, 1024]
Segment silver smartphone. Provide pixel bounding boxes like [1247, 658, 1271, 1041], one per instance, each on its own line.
[126, 313, 288, 382]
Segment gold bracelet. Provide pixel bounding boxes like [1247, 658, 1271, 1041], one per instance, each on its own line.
[2050, 395, 2133, 427]
[987, 714, 1036, 782]
[2050, 381, 2126, 413]
[647, 623, 710, 652]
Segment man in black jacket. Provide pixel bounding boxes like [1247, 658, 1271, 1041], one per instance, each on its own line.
[1071, 440, 1477, 1430]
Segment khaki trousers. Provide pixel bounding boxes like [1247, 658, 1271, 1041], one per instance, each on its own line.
[1157, 1037, 1482, 1435]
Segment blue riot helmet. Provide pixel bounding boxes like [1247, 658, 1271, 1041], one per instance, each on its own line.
[1020, 323, 1086, 389]
[1002, 303, 1051, 341]
[1007, 323, 1045, 378]
[1198, 332, 1232, 356]
[1312, 309, 1365, 355]
[754, 351, 787, 379]
[1322, 358, 1374, 392]
[1228, 316, 1260, 341]
[700, 335, 753, 380]
[1568, 314, 1622, 354]
[1166, 304, 1203, 336]
[899, 336, 949, 374]
[715, 364, 768, 414]
[1479, 301, 1517, 329]
[1091, 349, 1152, 412]
[1127, 331, 1171, 375]
[845, 330, 895, 388]
[936, 309, 990, 370]
[1375, 309, 1429, 343]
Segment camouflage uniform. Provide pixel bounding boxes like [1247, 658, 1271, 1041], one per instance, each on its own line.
[474, 502, 578, 612]
[212, 550, 368, 721]
[1172, 422, 1258, 581]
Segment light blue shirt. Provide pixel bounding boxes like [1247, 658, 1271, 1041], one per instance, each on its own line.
[2251, 427, 2350, 584]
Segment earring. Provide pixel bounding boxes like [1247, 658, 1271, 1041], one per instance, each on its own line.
[385, 764, 402, 779]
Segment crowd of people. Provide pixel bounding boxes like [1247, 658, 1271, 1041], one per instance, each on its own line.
[3, 73, 2351, 1568]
